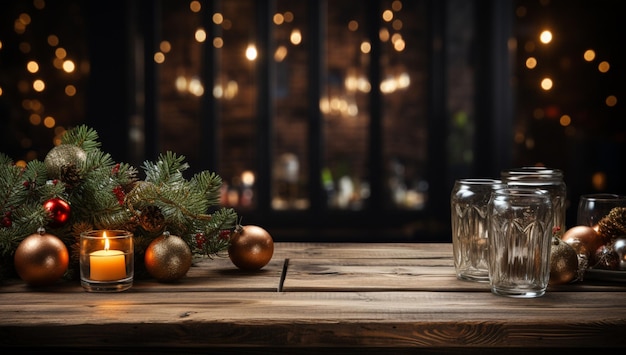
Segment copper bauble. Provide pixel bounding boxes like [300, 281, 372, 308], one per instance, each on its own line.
[561, 225, 603, 259]
[14, 229, 69, 286]
[228, 225, 274, 270]
[144, 232, 192, 282]
[549, 236, 579, 285]
[44, 144, 87, 179]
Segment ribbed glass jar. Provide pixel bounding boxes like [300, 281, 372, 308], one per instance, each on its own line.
[501, 167, 566, 232]
[450, 178, 504, 282]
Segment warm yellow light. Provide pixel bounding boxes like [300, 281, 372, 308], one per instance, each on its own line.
[65, 85, 76, 96]
[43, 116, 56, 128]
[29, 113, 41, 125]
[224, 81, 238, 99]
[360, 41, 371, 54]
[19, 13, 31, 25]
[213, 13, 223, 25]
[392, 0, 402, 11]
[283, 11, 294, 23]
[273, 13, 284, 25]
[540, 78, 553, 91]
[525, 57, 537, 69]
[539, 30, 552, 44]
[62, 60, 75, 73]
[213, 37, 223, 48]
[379, 28, 390, 42]
[245, 44, 257, 61]
[559, 115, 571, 127]
[348, 20, 358, 31]
[27, 61, 39, 73]
[0, 86, 3, 96]
[33, 79, 45, 92]
[583, 49, 595, 62]
[592, 171, 606, 191]
[188, 78, 204, 96]
[160, 41, 171, 53]
[274, 45, 288, 62]
[392, 19, 403, 31]
[382, 9, 393, 22]
[242, 171, 255, 186]
[195, 28, 207, 42]
[606, 95, 617, 107]
[14, 20, 26, 34]
[189, 0, 201, 12]
[52, 57, 63, 69]
[175, 76, 187, 92]
[47, 35, 59, 46]
[55, 47, 66, 59]
[153, 52, 165, 63]
[393, 38, 405, 52]
[290, 29, 302, 45]
[598, 61, 610, 73]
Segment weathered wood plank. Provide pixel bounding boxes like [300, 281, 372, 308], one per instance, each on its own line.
[1, 291, 625, 348]
[1, 243, 626, 351]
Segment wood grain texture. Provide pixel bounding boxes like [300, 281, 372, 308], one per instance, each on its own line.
[1, 243, 625, 352]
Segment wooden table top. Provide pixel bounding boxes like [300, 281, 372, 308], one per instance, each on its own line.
[1, 242, 625, 353]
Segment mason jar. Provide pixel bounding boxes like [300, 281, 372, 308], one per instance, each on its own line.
[488, 187, 553, 298]
[501, 167, 566, 232]
[450, 178, 503, 282]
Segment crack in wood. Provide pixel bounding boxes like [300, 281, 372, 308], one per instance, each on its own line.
[278, 258, 290, 292]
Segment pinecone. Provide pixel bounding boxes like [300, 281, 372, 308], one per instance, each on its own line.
[60, 163, 82, 189]
[139, 205, 165, 233]
[597, 207, 626, 244]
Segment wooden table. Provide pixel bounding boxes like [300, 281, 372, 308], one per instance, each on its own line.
[1, 243, 625, 353]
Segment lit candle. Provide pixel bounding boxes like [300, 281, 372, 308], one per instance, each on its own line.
[89, 232, 127, 281]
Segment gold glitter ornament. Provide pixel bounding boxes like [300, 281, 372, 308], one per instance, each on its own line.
[597, 207, 626, 244]
[44, 144, 87, 180]
[549, 236, 579, 285]
[144, 232, 192, 282]
[14, 227, 69, 286]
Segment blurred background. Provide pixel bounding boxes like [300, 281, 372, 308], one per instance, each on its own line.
[1, 0, 624, 241]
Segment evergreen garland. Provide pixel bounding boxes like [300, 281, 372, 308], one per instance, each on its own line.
[0, 125, 238, 281]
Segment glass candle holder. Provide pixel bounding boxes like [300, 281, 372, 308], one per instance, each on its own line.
[577, 193, 626, 228]
[80, 230, 134, 292]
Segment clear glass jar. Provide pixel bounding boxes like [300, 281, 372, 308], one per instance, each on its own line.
[501, 167, 566, 232]
[450, 178, 503, 282]
[488, 187, 553, 298]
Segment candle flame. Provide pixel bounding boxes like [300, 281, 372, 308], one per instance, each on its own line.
[103, 231, 110, 251]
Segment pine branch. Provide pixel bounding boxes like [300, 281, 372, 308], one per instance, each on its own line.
[0, 159, 29, 211]
[82, 149, 116, 173]
[190, 171, 223, 207]
[61, 125, 101, 152]
[195, 207, 238, 256]
[0, 203, 49, 257]
[142, 151, 189, 185]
